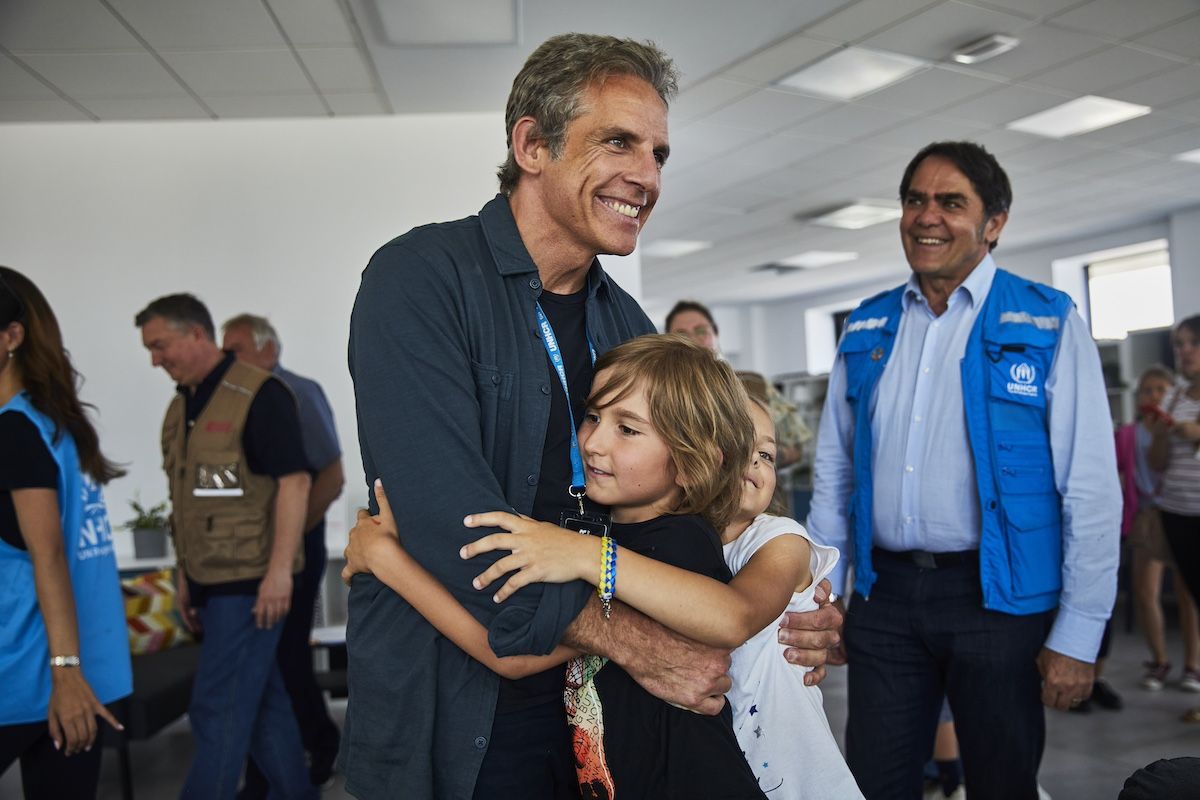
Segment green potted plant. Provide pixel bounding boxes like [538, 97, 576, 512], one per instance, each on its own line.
[122, 496, 170, 559]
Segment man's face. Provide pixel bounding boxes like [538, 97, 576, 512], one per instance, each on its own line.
[900, 156, 1007, 286]
[668, 310, 718, 353]
[141, 317, 210, 387]
[537, 73, 669, 263]
[222, 324, 274, 371]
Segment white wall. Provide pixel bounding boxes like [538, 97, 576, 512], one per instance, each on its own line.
[1169, 207, 1200, 321]
[0, 113, 510, 557]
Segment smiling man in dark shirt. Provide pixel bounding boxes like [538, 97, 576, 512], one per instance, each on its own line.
[345, 33, 842, 800]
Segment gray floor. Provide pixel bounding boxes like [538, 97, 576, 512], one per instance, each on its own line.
[5, 611, 1199, 799]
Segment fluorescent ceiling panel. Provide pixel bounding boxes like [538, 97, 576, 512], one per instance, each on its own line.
[1175, 148, 1200, 164]
[776, 47, 928, 101]
[641, 240, 713, 259]
[808, 201, 902, 230]
[779, 250, 859, 268]
[372, 0, 517, 46]
[1006, 95, 1151, 138]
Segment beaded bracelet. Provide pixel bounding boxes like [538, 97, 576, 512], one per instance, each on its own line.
[597, 535, 617, 619]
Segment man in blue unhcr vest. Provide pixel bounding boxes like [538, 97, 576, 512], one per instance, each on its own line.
[807, 141, 1120, 800]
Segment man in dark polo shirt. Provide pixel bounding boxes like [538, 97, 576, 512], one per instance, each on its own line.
[136, 294, 315, 800]
[345, 33, 842, 800]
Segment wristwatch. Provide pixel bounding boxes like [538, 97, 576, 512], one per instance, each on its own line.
[49, 655, 81, 668]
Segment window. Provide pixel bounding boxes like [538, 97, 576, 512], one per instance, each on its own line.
[1086, 248, 1174, 340]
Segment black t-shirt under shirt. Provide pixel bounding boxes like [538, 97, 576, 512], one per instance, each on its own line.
[498, 287, 606, 713]
[0, 410, 59, 550]
[582, 515, 765, 798]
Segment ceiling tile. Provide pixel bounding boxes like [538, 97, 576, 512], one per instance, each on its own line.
[84, 94, 208, 119]
[805, 0, 941, 44]
[956, 22, 1106, 81]
[939, 83, 1071, 126]
[325, 91, 388, 116]
[163, 50, 310, 95]
[1002, 138, 1099, 170]
[699, 88, 833, 134]
[862, 1, 1034, 62]
[266, 0, 355, 47]
[1159, 95, 1200, 122]
[296, 47, 373, 93]
[0, 54, 55, 100]
[204, 92, 326, 118]
[856, 65, 1000, 115]
[1027, 45, 1182, 96]
[0, 97, 91, 121]
[723, 34, 839, 84]
[858, 113, 990, 151]
[1073, 111, 1191, 146]
[1132, 126, 1200, 156]
[970, 127, 1047, 154]
[1132, 13, 1200, 59]
[785, 103, 915, 141]
[664, 122, 759, 171]
[724, 132, 845, 173]
[20, 52, 182, 97]
[671, 77, 756, 125]
[964, 0, 1084, 18]
[1107, 65, 1200, 108]
[0, 0, 142, 51]
[106, 0, 283, 49]
[1048, 0, 1199, 39]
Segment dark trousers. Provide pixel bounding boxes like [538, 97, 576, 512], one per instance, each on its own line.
[844, 551, 1052, 800]
[472, 699, 580, 800]
[1163, 511, 1200, 601]
[242, 523, 340, 797]
[0, 717, 103, 799]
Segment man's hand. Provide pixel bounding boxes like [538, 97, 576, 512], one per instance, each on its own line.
[175, 568, 200, 634]
[1037, 648, 1094, 711]
[777, 579, 844, 686]
[624, 628, 732, 716]
[564, 597, 731, 715]
[253, 567, 292, 629]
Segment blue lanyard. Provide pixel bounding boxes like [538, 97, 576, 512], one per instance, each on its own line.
[536, 302, 596, 501]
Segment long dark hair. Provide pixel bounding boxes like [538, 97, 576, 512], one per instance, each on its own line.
[0, 267, 125, 483]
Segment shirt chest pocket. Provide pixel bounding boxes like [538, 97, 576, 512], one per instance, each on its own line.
[471, 360, 515, 462]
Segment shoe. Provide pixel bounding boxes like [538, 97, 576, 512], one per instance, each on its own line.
[1181, 668, 1200, 693]
[1091, 678, 1124, 710]
[1141, 661, 1171, 691]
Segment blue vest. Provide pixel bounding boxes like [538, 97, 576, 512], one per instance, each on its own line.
[839, 268, 1073, 615]
[0, 393, 132, 725]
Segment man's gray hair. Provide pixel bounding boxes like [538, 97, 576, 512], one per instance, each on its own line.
[222, 313, 281, 355]
[496, 33, 679, 195]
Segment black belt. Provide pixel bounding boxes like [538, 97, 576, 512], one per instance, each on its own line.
[873, 547, 978, 569]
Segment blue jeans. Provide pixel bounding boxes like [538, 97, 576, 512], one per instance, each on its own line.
[181, 594, 316, 800]
[844, 551, 1052, 800]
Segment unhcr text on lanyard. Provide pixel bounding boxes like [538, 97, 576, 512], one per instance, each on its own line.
[536, 302, 596, 514]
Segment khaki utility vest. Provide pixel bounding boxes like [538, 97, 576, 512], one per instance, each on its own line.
[162, 360, 302, 584]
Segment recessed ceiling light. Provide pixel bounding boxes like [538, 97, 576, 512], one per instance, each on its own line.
[641, 239, 713, 259]
[1176, 148, 1200, 165]
[1006, 95, 1151, 138]
[776, 47, 929, 101]
[950, 34, 1019, 65]
[804, 201, 902, 230]
[779, 251, 859, 268]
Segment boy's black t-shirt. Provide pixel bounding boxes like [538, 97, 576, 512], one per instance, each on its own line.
[578, 514, 766, 799]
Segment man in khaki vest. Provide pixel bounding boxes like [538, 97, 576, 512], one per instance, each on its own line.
[135, 294, 316, 800]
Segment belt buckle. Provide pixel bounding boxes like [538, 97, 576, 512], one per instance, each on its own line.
[912, 550, 937, 569]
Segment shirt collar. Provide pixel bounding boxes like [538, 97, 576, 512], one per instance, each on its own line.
[178, 351, 235, 398]
[478, 193, 611, 299]
[902, 252, 997, 312]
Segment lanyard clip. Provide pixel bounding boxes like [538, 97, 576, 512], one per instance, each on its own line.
[568, 484, 586, 515]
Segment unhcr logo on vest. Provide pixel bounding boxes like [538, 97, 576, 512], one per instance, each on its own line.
[1007, 362, 1038, 398]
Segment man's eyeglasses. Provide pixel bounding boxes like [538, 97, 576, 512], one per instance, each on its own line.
[673, 324, 713, 338]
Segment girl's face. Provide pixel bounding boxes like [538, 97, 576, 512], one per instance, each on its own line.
[1175, 326, 1200, 382]
[579, 369, 682, 524]
[1136, 375, 1171, 410]
[734, 401, 778, 524]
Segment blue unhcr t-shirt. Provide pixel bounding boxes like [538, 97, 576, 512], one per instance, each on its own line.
[0, 392, 132, 725]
